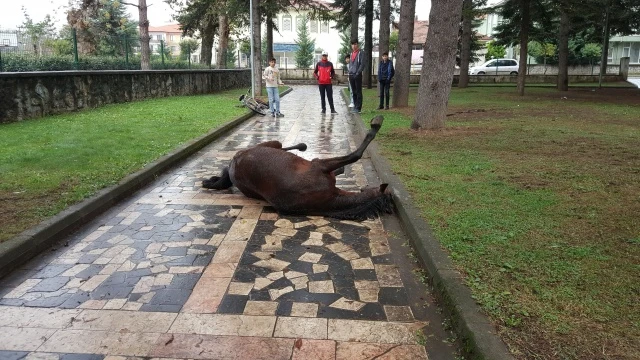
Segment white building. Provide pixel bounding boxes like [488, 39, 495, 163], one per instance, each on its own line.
[269, 8, 343, 69]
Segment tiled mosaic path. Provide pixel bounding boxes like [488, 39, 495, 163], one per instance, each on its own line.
[0, 86, 456, 359]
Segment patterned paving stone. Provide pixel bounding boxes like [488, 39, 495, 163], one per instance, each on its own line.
[0, 86, 457, 359]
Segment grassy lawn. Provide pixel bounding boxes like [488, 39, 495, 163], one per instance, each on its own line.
[358, 85, 640, 359]
[0, 88, 252, 243]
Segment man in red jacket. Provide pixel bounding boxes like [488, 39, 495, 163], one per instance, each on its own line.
[314, 52, 337, 114]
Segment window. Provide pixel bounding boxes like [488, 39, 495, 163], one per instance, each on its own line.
[2, 39, 9, 45]
[156, 35, 162, 41]
[283, 15, 292, 31]
[310, 20, 318, 33]
[296, 16, 305, 30]
[622, 43, 630, 58]
[170, 35, 175, 41]
[485, 60, 496, 67]
[279, 56, 291, 67]
[607, 48, 613, 63]
[412, 44, 423, 50]
[321, 21, 329, 33]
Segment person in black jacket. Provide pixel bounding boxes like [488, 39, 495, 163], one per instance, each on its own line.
[314, 52, 337, 114]
[377, 52, 395, 110]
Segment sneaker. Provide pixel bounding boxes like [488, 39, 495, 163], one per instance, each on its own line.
[321, 109, 326, 114]
[276, 113, 284, 117]
[331, 110, 338, 114]
[272, 112, 276, 117]
[385, 106, 389, 110]
[350, 109, 359, 114]
[348, 103, 355, 108]
[377, 106, 383, 110]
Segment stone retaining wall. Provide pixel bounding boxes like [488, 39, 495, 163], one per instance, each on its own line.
[0, 69, 251, 124]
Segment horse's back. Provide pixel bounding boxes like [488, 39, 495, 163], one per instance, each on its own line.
[229, 147, 337, 209]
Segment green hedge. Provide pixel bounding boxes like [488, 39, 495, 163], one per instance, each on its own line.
[0, 54, 213, 72]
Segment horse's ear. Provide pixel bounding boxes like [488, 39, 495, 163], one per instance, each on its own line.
[379, 184, 389, 193]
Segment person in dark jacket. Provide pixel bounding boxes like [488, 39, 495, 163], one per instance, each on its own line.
[377, 52, 395, 110]
[348, 39, 366, 113]
[314, 52, 337, 114]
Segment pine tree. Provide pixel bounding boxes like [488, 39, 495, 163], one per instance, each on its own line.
[294, 15, 315, 70]
[338, 27, 352, 68]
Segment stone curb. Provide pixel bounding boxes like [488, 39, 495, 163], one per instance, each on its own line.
[341, 89, 513, 360]
[0, 87, 292, 279]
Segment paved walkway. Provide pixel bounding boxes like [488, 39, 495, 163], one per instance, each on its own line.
[0, 86, 457, 360]
[627, 77, 640, 88]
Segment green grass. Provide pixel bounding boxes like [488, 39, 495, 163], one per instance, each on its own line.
[0, 89, 251, 242]
[358, 86, 640, 359]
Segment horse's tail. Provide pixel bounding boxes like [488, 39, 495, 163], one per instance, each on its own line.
[320, 192, 394, 221]
[203, 167, 233, 190]
[281, 186, 394, 221]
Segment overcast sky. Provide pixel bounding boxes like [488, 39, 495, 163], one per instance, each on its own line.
[1, 0, 430, 31]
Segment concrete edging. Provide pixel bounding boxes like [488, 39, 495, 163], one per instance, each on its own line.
[342, 89, 513, 360]
[0, 87, 292, 279]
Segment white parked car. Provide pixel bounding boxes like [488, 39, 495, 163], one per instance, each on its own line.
[469, 59, 519, 75]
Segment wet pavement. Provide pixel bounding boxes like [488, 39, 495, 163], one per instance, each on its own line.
[0, 86, 458, 360]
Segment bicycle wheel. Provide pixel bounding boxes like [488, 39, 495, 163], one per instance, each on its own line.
[244, 99, 269, 116]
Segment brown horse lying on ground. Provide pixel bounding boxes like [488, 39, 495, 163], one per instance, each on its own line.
[202, 115, 393, 220]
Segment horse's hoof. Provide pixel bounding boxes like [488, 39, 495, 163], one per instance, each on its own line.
[371, 115, 384, 130]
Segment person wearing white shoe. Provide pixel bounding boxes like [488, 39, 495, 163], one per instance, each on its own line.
[262, 58, 284, 117]
[345, 54, 355, 108]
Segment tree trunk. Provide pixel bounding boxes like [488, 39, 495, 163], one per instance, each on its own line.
[252, 0, 262, 96]
[517, 0, 530, 96]
[557, 6, 570, 91]
[67, 4, 99, 55]
[458, 0, 473, 88]
[200, 17, 216, 65]
[598, 1, 611, 87]
[378, 0, 390, 56]
[411, 0, 464, 129]
[267, 17, 274, 62]
[138, 0, 151, 70]
[351, 0, 359, 42]
[392, 0, 416, 107]
[365, 0, 373, 88]
[217, 14, 230, 68]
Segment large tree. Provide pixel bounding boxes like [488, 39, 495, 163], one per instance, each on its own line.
[20, 10, 57, 56]
[411, 0, 464, 129]
[252, 0, 262, 96]
[101, 0, 144, 65]
[170, 0, 218, 65]
[458, 0, 474, 88]
[458, 0, 487, 88]
[67, 0, 100, 55]
[364, 0, 374, 88]
[378, 0, 391, 57]
[295, 15, 315, 72]
[392, 0, 416, 107]
[517, 0, 530, 96]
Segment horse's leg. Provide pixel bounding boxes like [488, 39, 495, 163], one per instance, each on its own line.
[256, 141, 307, 152]
[316, 115, 383, 173]
[203, 167, 233, 189]
[282, 143, 307, 152]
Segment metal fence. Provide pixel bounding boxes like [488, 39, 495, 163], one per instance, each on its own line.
[0, 28, 208, 72]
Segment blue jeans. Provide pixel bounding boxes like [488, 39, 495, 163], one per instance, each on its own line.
[266, 86, 280, 114]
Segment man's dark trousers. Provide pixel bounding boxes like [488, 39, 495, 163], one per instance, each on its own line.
[379, 80, 391, 108]
[319, 84, 336, 112]
[349, 74, 363, 111]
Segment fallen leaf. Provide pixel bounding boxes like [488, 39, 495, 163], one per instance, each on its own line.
[294, 338, 303, 349]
